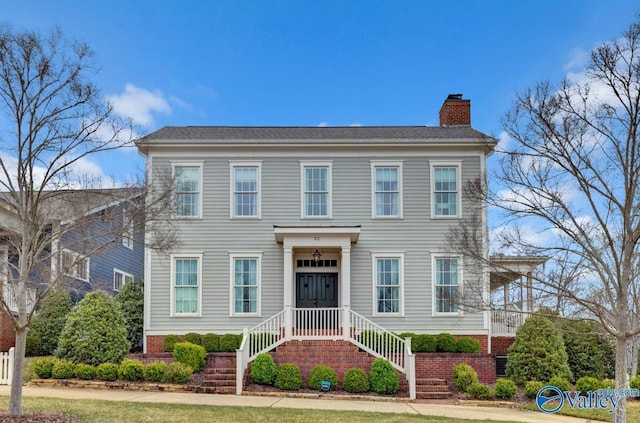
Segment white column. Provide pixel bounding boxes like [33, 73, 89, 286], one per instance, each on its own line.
[341, 245, 351, 308]
[283, 246, 293, 308]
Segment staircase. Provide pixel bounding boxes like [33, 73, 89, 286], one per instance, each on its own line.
[415, 378, 453, 400]
[197, 367, 236, 394]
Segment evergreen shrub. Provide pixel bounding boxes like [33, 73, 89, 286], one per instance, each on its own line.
[343, 368, 370, 393]
[118, 358, 144, 381]
[165, 362, 193, 384]
[308, 365, 338, 391]
[524, 381, 545, 399]
[219, 334, 242, 352]
[162, 335, 181, 352]
[115, 279, 144, 352]
[274, 363, 302, 390]
[184, 332, 202, 346]
[28, 290, 72, 356]
[369, 358, 399, 394]
[173, 342, 206, 372]
[202, 333, 219, 353]
[96, 363, 119, 381]
[143, 361, 167, 382]
[436, 333, 457, 352]
[467, 382, 494, 400]
[52, 359, 75, 379]
[32, 357, 56, 379]
[250, 353, 277, 385]
[548, 375, 571, 392]
[75, 363, 96, 380]
[456, 337, 480, 353]
[576, 376, 601, 393]
[413, 334, 437, 353]
[494, 378, 517, 399]
[452, 363, 478, 392]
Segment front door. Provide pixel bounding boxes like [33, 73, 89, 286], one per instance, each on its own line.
[295, 273, 338, 308]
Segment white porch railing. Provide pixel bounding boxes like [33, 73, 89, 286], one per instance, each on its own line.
[491, 310, 526, 337]
[0, 348, 14, 385]
[2, 282, 36, 314]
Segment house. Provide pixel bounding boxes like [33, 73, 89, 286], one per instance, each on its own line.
[0, 188, 145, 350]
[137, 94, 540, 397]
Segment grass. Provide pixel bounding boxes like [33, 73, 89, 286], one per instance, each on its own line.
[0, 396, 523, 423]
[521, 399, 640, 421]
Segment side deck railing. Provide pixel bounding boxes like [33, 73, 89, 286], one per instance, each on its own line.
[2, 282, 36, 314]
[491, 310, 526, 337]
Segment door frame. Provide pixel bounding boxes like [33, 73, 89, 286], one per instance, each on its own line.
[295, 272, 339, 308]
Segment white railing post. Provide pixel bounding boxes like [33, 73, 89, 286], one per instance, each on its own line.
[284, 305, 292, 340]
[7, 347, 14, 386]
[236, 327, 249, 395]
[342, 306, 350, 340]
[404, 338, 416, 400]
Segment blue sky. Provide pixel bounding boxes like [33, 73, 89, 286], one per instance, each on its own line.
[2, 0, 638, 181]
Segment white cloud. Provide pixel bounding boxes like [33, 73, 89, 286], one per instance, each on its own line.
[108, 84, 171, 126]
[317, 122, 328, 127]
[349, 123, 362, 127]
[496, 131, 511, 152]
[564, 47, 589, 72]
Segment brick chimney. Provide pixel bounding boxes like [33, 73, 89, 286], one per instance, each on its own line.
[439, 94, 471, 126]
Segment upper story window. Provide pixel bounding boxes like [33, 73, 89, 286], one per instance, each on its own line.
[122, 210, 134, 249]
[430, 161, 461, 218]
[173, 162, 203, 218]
[61, 249, 90, 281]
[230, 162, 262, 218]
[113, 269, 134, 292]
[433, 256, 462, 315]
[301, 161, 332, 218]
[171, 253, 202, 316]
[371, 161, 403, 218]
[372, 252, 404, 316]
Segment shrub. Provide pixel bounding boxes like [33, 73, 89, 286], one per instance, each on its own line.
[576, 376, 602, 393]
[601, 379, 616, 389]
[436, 333, 457, 352]
[55, 291, 130, 366]
[25, 332, 41, 357]
[456, 337, 480, 353]
[494, 378, 517, 399]
[162, 335, 181, 352]
[308, 365, 338, 391]
[630, 376, 640, 390]
[52, 359, 75, 379]
[32, 357, 56, 379]
[561, 320, 606, 381]
[413, 334, 437, 353]
[202, 333, 219, 353]
[369, 358, 399, 394]
[358, 330, 380, 350]
[524, 380, 545, 399]
[143, 361, 167, 383]
[452, 363, 478, 392]
[184, 332, 202, 346]
[250, 353, 277, 385]
[549, 375, 571, 392]
[115, 279, 144, 353]
[173, 342, 207, 372]
[28, 290, 72, 356]
[96, 363, 119, 381]
[274, 363, 302, 390]
[219, 334, 241, 352]
[343, 368, 370, 393]
[165, 362, 193, 384]
[467, 382, 494, 400]
[118, 358, 144, 381]
[249, 332, 275, 350]
[397, 332, 416, 341]
[506, 315, 573, 385]
[75, 363, 96, 380]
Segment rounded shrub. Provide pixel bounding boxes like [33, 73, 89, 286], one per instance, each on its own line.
[165, 362, 193, 384]
[343, 368, 370, 393]
[118, 358, 144, 381]
[163, 335, 181, 352]
[452, 363, 478, 392]
[274, 363, 302, 390]
[115, 279, 144, 352]
[32, 357, 56, 379]
[173, 342, 207, 372]
[524, 380, 545, 399]
[548, 375, 571, 392]
[184, 332, 203, 346]
[202, 333, 219, 353]
[436, 333, 457, 352]
[143, 361, 167, 383]
[601, 379, 616, 389]
[397, 332, 416, 341]
[308, 365, 338, 391]
[494, 378, 517, 399]
[219, 334, 241, 352]
[96, 363, 119, 381]
[467, 382, 494, 400]
[456, 337, 480, 353]
[629, 376, 640, 390]
[75, 363, 96, 380]
[250, 353, 277, 385]
[52, 359, 75, 379]
[413, 334, 437, 353]
[29, 290, 72, 356]
[576, 376, 602, 393]
[369, 358, 399, 394]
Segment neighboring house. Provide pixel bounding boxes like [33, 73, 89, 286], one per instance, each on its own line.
[0, 188, 144, 350]
[137, 94, 541, 397]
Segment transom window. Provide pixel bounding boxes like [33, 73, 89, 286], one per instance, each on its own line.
[371, 161, 403, 218]
[174, 164, 202, 218]
[432, 164, 460, 217]
[230, 162, 261, 218]
[372, 253, 404, 316]
[230, 253, 262, 316]
[301, 162, 332, 218]
[113, 269, 134, 292]
[434, 257, 460, 314]
[172, 256, 201, 316]
[61, 249, 90, 281]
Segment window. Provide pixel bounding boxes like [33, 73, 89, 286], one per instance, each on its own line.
[113, 269, 134, 291]
[171, 254, 202, 316]
[372, 253, 404, 316]
[122, 210, 134, 249]
[173, 163, 203, 218]
[431, 161, 461, 218]
[61, 249, 90, 281]
[230, 162, 261, 218]
[301, 161, 332, 218]
[371, 161, 403, 218]
[230, 253, 262, 316]
[434, 257, 461, 314]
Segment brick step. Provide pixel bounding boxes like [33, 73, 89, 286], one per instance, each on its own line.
[416, 391, 453, 400]
[415, 384, 450, 392]
[203, 373, 235, 380]
[416, 378, 447, 385]
[204, 368, 235, 375]
[201, 380, 235, 387]
[197, 386, 235, 394]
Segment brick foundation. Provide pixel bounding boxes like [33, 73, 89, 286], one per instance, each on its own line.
[415, 353, 496, 384]
[491, 336, 515, 355]
[146, 335, 180, 354]
[0, 313, 15, 351]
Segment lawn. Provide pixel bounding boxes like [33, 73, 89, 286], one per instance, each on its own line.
[521, 399, 640, 421]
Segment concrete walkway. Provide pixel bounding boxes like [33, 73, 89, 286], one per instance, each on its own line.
[0, 385, 591, 423]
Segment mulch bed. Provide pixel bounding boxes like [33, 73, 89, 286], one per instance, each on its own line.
[0, 413, 79, 423]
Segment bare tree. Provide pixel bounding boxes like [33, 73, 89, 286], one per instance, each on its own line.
[0, 26, 174, 416]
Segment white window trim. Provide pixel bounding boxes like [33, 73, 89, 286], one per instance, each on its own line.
[229, 161, 262, 219]
[61, 249, 90, 282]
[229, 251, 263, 317]
[113, 268, 134, 292]
[122, 209, 134, 250]
[300, 161, 333, 219]
[170, 252, 203, 317]
[431, 253, 464, 317]
[371, 252, 405, 317]
[370, 160, 403, 219]
[171, 161, 204, 219]
[429, 160, 462, 219]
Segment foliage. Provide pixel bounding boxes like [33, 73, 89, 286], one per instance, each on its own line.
[173, 342, 206, 372]
[601, 379, 616, 389]
[397, 332, 416, 341]
[162, 335, 181, 352]
[412, 334, 437, 353]
[452, 363, 478, 392]
[435, 333, 457, 353]
[143, 362, 167, 383]
[494, 378, 517, 399]
[249, 332, 275, 350]
[576, 376, 602, 393]
[51, 359, 75, 379]
[96, 363, 119, 381]
[343, 367, 370, 393]
[506, 315, 572, 385]
[32, 357, 56, 379]
[250, 354, 277, 385]
[466, 382, 494, 400]
[369, 358, 399, 394]
[117, 358, 144, 381]
[549, 375, 571, 392]
[183, 332, 202, 346]
[55, 291, 130, 366]
[219, 334, 242, 352]
[455, 337, 480, 353]
[25, 333, 41, 358]
[524, 380, 545, 399]
[561, 320, 605, 380]
[358, 330, 380, 349]
[164, 362, 193, 384]
[27, 290, 73, 356]
[630, 376, 640, 390]
[75, 364, 96, 380]
[115, 279, 144, 353]
[307, 365, 338, 391]
[202, 333, 219, 353]
[274, 363, 302, 390]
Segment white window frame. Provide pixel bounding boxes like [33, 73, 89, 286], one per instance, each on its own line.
[300, 161, 333, 219]
[113, 268, 134, 292]
[229, 161, 262, 219]
[170, 252, 203, 317]
[430, 160, 462, 219]
[172, 161, 204, 219]
[370, 160, 403, 219]
[122, 209, 134, 249]
[61, 249, 90, 282]
[229, 251, 263, 317]
[431, 254, 463, 316]
[371, 252, 405, 317]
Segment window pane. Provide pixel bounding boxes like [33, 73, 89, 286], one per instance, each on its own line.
[234, 167, 258, 217]
[436, 258, 459, 312]
[234, 259, 258, 313]
[376, 258, 400, 313]
[175, 259, 198, 286]
[434, 167, 458, 216]
[304, 167, 329, 216]
[176, 167, 199, 217]
[375, 167, 399, 216]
